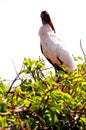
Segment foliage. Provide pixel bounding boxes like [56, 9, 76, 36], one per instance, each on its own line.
[0, 57, 86, 130]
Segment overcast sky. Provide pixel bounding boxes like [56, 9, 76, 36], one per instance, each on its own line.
[0, 0, 86, 79]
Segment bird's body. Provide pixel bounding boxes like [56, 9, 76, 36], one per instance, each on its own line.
[39, 11, 77, 72]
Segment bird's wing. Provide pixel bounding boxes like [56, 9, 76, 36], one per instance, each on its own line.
[41, 35, 77, 72]
[54, 37, 77, 72]
[40, 37, 62, 66]
[40, 43, 67, 73]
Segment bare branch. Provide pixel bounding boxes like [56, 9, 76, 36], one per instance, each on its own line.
[6, 74, 19, 96]
[6, 60, 24, 96]
[0, 112, 8, 116]
[11, 59, 18, 76]
[80, 39, 86, 62]
[0, 105, 46, 126]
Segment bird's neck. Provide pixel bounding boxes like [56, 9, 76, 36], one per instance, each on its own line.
[39, 24, 54, 37]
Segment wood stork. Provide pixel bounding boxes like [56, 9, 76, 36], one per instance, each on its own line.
[39, 11, 77, 73]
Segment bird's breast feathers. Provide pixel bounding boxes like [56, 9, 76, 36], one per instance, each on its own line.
[40, 32, 65, 58]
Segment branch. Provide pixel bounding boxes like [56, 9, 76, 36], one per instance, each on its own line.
[6, 61, 24, 96]
[0, 112, 8, 116]
[6, 73, 20, 96]
[80, 39, 86, 62]
[0, 105, 46, 125]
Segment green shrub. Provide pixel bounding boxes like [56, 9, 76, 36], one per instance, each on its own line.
[0, 57, 86, 130]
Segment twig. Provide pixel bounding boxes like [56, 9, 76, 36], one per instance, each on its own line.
[0, 105, 46, 125]
[6, 60, 24, 96]
[6, 74, 19, 96]
[80, 39, 86, 62]
[42, 66, 53, 71]
[0, 112, 8, 116]
[11, 59, 18, 76]
[14, 107, 46, 125]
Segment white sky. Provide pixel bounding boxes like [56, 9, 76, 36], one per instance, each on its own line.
[0, 0, 86, 80]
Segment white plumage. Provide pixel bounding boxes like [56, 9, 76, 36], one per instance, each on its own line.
[39, 11, 77, 72]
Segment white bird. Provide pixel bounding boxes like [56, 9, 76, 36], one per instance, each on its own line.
[39, 11, 77, 73]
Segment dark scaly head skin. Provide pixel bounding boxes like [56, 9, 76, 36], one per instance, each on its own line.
[40, 11, 51, 24]
[40, 11, 56, 33]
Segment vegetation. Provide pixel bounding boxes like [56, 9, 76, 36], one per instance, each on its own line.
[0, 57, 86, 130]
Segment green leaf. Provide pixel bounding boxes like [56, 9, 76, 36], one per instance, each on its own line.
[80, 117, 86, 125]
[24, 99, 30, 105]
[77, 56, 83, 61]
[0, 83, 6, 94]
[32, 96, 42, 108]
[0, 102, 7, 112]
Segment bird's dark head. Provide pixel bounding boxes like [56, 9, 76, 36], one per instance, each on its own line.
[40, 10, 56, 33]
[41, 11, 50, 24]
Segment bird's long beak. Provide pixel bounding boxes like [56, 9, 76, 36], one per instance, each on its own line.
[49, 20, 56, 33]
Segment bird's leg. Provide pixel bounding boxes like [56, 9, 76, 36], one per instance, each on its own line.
[54, 65, 68, 82]
[54, 65, 68, 74]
